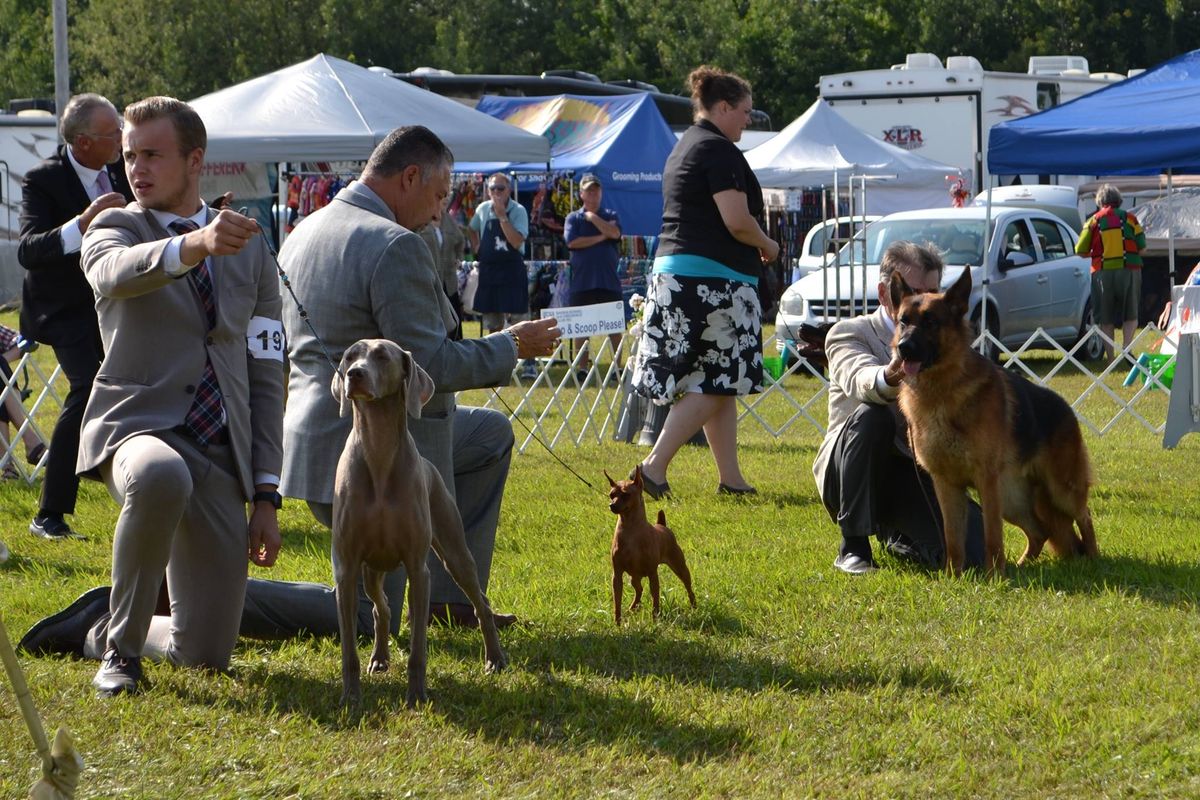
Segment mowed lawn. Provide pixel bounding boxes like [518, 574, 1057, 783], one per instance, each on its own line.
[2, 321, 1200, 797]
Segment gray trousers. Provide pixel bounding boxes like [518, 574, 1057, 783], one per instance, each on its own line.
[241, 406, 513, 638]
[84, 431, 249, 670]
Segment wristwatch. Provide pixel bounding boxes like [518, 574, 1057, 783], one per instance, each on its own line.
[252, 490, 283, 510]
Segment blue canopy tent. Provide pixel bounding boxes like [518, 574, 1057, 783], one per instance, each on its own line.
[988, 49, 1200, 176]
[471, 93, 677, 236]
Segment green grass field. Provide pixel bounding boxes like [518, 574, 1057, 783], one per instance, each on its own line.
[2, 317, 1198, 798]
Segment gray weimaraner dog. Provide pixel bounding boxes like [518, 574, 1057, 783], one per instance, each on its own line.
[332, 338, 507, 708]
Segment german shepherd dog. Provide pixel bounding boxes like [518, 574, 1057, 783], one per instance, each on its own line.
[890, 268, 1099, 575]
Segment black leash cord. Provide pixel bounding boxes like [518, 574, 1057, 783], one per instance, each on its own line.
[488, 387, 602, 494]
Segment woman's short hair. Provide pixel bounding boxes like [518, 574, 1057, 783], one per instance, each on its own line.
[1095, 183, 1122, 208]
[687, 65, 751, 116]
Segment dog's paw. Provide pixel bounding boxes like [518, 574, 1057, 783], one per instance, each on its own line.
[485, 647, 508, 674]
[339, 687, 362, 711]
[367, 657, 390, 674]
[405, 683, 428, 709]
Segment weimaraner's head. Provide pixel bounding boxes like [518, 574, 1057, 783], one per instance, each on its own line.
[332, 338, 435, 419]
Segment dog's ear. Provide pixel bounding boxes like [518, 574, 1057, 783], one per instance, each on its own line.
[633, 464, 644, 489]
[332, 357, 350, 418]
[605, 470, 617, 487]
[402, 350, 436, 419]
[945, 267, 972, 317]
[888, 270, 914, 313]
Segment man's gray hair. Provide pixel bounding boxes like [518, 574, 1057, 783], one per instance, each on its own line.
[1095, 183, 1122, 208]
[60, 93, 118, 143]
[365, 125, 453, 180]
[880, 241, 944, 286]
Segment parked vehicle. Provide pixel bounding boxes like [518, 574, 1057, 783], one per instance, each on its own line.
[790, 215, 880, 282]
[818, 53, 1131, 193]
[774, 206, 1105, 362]
[972, 184, 1082, 229]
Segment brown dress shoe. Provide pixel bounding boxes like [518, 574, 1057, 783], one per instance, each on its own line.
[428, 602, 518, 629]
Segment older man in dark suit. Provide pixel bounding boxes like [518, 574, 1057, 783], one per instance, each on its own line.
[18, 97, 286, 697]
[17, 93, 134, 539]
[239, 126, 560, 637]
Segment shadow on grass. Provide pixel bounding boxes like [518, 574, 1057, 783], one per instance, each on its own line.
[1009, 552, 1200, 607]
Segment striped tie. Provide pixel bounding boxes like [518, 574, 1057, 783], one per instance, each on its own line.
[169, 218, 225, 445]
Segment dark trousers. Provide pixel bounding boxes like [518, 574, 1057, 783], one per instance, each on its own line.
[41, 334, 102, 516]
[822, 403, 984, 568]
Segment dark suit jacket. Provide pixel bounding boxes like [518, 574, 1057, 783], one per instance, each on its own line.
[17, 145, 134, 346]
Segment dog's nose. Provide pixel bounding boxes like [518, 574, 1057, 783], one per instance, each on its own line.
[346, 366, 366, 382]
[897, 336, 920, 360]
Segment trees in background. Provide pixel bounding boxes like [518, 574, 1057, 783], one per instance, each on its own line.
[2, 0, 1199, 126]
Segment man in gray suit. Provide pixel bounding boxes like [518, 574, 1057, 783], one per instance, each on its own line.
[18, 96, 286, 696]
[240, 126, 560, 637]
[815, 242, 982, 575]
[418, 198, 467, 340]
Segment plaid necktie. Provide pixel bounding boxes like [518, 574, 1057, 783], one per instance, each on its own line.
[169, 218, 225, 445]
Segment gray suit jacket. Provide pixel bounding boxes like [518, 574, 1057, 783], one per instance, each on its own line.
[279, 181, 518, 505]
[812, 308, 909, 495]
[78, 204, 285, 498]
[417, 213, 466, 296]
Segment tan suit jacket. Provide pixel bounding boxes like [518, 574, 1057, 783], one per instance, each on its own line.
[812, 308, 909, 495]
[78, 204, 285, 499]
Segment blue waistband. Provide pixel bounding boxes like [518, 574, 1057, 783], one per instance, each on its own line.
[652, 254, 759, 287]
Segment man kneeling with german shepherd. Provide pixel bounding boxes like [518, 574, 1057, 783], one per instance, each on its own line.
[814, 242, 986, 575]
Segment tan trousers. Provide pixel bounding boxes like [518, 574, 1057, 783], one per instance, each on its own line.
[85, 430, 249, 670]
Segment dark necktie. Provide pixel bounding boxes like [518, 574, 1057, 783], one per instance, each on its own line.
[169, 218, 225, 445]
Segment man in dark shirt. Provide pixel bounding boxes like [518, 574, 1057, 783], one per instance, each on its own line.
[563, 173, 623, 381]
[17, 93, 134, 539]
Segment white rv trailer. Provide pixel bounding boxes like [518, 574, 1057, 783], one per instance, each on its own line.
[819, 54, 1131, 194]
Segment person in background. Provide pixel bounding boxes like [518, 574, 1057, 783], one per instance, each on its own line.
[419, 196, 467, 340]
[563, 173, 623, 383]
[16, 93, 134, 539]
[1076, 183, 1147, 360]
[468, 173, 538, 379]
[630, 65, 779, 498]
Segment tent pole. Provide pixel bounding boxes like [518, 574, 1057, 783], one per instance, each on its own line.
[1167, 169, 1176, 279]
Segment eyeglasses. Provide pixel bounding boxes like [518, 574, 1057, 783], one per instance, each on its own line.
[487, 185, 508, 192]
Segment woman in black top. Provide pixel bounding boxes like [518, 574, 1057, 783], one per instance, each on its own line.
[631, 66, 779, 498]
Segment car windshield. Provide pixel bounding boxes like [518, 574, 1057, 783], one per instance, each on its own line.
[834, 219, 990, 267]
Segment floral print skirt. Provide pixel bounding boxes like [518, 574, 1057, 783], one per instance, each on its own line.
[631, 272, 763, 405]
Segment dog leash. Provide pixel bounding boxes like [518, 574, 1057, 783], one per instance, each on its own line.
[487, 387, 603, 494]
[248, 212, 603, 496]
[247, 213, 342, 378]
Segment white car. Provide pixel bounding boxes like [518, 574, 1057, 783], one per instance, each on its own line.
[789, 215, 880, 281]
[774, 206, 1104, 361]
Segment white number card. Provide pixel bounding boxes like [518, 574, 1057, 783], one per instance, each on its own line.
[246, 316, 285, 361]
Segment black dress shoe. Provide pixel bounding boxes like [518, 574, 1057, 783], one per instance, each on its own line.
[630, 465, 671, 500]
[93, 647, 146, 697]
[833, 553, 878, 575]
[428, 602, 518, 629]
[19, 586, 111, 657]
[717, 483, 758, 496]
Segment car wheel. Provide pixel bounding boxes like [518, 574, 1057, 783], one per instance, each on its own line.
[1076, 300, 1105, 361]
[971, 306, 1000, 363]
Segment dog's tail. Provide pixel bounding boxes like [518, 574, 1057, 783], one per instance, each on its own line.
[656, 510, 667, 527]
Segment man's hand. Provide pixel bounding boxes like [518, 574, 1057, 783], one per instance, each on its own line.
[883, 351, 906, 387]
[78, 192, 127, 233]
[508, 316, 562, 358]
[247, 502, 281, 568]
[179, 208, 259, 264]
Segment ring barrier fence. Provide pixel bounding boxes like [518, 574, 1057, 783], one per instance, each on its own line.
[0, 321, 1176, 485]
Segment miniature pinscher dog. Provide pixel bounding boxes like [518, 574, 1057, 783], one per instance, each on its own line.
[606, 466, 697, 625]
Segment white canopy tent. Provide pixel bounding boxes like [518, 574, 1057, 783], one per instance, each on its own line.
[190, 54, 550, 164]
[745, 99, 965, 216]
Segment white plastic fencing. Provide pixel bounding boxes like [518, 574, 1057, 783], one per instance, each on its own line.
[1, 323, 1176, 484]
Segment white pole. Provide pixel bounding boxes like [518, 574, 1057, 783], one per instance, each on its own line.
[1167, 169, 1176, 279]
[52, 0, 69, 128]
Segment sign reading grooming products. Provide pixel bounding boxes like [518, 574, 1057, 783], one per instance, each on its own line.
[541, 302, 626, 338]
